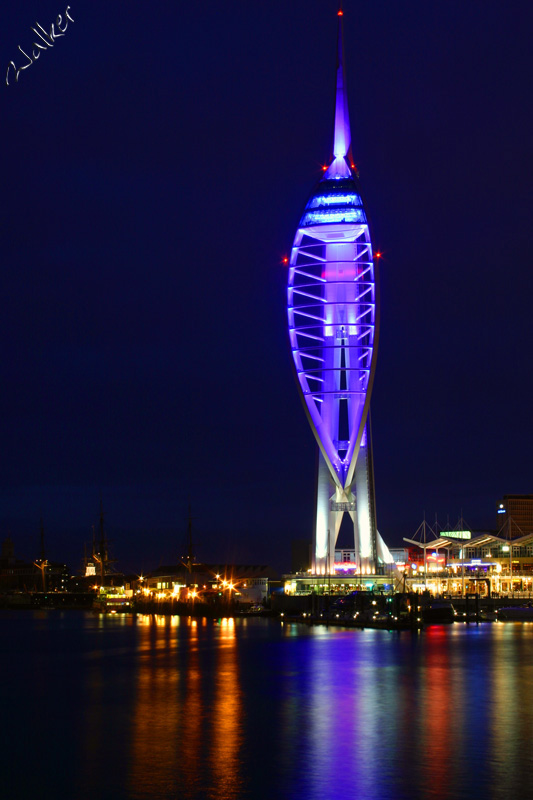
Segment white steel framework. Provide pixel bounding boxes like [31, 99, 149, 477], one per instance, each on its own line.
[287, 11, 392, 576]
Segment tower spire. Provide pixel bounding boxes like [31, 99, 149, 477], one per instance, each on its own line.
[333, 7, 351, 162]
[324, 8, 353, 181]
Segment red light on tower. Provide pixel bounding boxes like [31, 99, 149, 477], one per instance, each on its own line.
[282, 256, 289, 264]
[321, 165, 327, 171]
[375, 252, 382, 259]
[338, 9, 343, 16]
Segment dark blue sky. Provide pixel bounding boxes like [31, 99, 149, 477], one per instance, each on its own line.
[1, 0, 531, 573]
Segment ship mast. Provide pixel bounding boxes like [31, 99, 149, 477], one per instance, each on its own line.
[98, 499, 107, 585]
[92, 499, 109, 586]
[34, 515, 47, 592]
[185, 503, 195, 574]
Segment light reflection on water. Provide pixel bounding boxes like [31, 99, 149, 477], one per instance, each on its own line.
[2, 613, 533, 799]
[127, 615, 242, 800]
[210, 618, 243, 799]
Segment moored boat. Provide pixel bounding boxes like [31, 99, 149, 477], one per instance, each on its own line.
[497, 604, 533, 621]
[93, 587, 131, 614]
[422, 601, 455, 624]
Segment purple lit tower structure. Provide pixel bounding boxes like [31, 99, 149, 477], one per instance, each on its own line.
[287, 11, 391, 576]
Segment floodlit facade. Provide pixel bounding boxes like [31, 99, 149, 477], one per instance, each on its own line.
[287, 11, 392, 577]
[400, 531, 533, 597]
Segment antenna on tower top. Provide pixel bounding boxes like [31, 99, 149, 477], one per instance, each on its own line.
[333, 2, 351, 162]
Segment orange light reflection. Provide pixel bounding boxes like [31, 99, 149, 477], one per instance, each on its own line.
[209, 618, 243, 799]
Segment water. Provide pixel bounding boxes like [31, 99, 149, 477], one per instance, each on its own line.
[2, 611, 533, 800]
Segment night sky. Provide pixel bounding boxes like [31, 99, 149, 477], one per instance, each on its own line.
[1, 0, 531, 573]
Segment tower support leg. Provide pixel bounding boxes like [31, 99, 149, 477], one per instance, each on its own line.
[313, 421, 379, 576]
[353, 423, 378, 574]
[314, 452, 332, 574]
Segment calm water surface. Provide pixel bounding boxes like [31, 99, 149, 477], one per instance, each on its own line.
[2, 611, 533, 799]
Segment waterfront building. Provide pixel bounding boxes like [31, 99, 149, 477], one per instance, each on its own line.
[384, 547, 414, 568]
[496, 494, 533, 537]
[400, 529, 533, 597]
[0, 536, 69, 592]
[286, 10, 392, 582]
[282, 570, 395, 596]
[141, 563, 271, 605]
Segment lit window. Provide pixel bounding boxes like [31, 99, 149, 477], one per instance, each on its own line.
[309, 193, 362, 209]
[302, 208, 366, 226]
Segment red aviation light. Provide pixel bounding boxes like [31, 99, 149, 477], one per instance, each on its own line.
[375, 252, 382, 259]
[321, 165, 327, 171]
[338, 9, 343, 16]
[282, 256, 289, 264]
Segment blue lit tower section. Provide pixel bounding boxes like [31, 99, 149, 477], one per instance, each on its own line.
[287, 11, 391, 576]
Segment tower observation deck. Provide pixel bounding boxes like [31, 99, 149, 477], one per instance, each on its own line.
[287, 10, 392, 577]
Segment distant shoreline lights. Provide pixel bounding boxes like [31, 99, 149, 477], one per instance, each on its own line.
[6, 6, 74, 86]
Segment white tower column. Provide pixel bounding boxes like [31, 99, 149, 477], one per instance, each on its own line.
[314, 452, 332, 574]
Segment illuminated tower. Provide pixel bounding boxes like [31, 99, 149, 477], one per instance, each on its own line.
[287, 10, 391, 576]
